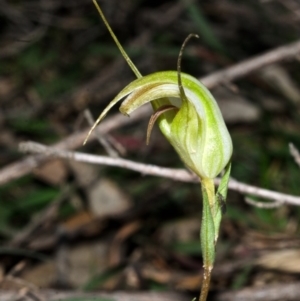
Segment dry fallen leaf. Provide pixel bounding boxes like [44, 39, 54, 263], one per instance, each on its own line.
[22, 240, 110, 288]
[33, 159, 68, 186]
[260, 64, 300, 104]
[256, 249, 300, 273]
[213, 87, 260, 123]
[159, 218, 200, 245]
[88, 178, 132, 218]
[21, 261, 56, 288]
[68, 161, 99, 188]
[68, 241, 109, 287]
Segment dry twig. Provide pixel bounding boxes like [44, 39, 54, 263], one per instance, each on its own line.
[83, 109, 120, 158]
[0, 106, 151, 186]
[19, 141, 300, 206]
[0, 290, 187, 301]
[244, 196, 283, 208]
[289, 143, 300, 168]
[201, 39, 300, 89]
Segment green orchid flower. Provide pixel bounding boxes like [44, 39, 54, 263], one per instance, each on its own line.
[88, 70, 232, 180]
[86, 2, 233, 300]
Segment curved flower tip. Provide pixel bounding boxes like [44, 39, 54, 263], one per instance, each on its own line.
[89, 70, 232, 179]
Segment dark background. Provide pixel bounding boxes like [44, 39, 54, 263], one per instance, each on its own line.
[0, 0, 300, 300]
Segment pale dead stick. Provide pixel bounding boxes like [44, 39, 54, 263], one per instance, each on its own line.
[19, 141, 300, 207]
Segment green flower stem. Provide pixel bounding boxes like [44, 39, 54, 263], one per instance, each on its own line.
[200, 177, 216, 301]
[199, 163, 231, 301]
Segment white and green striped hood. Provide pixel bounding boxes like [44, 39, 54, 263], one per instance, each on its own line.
[88, 70, 232, 179]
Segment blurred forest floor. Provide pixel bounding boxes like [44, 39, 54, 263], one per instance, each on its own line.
[0, 0, 300, 300]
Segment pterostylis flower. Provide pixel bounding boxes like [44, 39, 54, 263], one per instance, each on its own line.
[86, 1, 233, 301]
[87, 69, 232, 180]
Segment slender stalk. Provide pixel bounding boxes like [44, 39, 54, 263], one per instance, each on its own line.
[199, 178, 216, 301]
[199, 265, 212, 301]
[201, 178, 216, 213]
